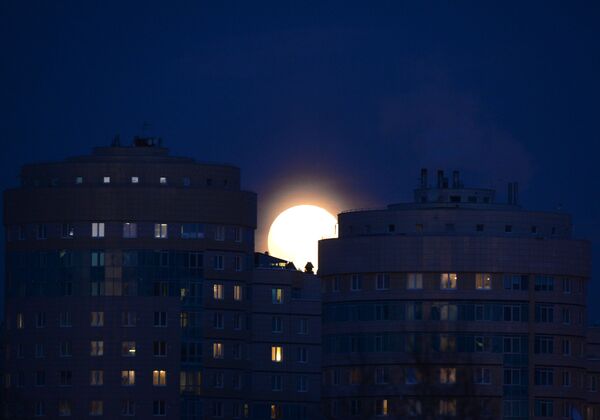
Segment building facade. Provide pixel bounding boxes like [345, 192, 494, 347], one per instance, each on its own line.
[2, 139, 261, 419]
[319, 169, 594, 419]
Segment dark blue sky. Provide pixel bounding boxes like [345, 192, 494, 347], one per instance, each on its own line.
[1, 1, 599, 317]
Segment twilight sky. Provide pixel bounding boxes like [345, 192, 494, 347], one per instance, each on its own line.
[1, 1, 599, 317]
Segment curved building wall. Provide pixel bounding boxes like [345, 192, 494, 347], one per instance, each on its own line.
[2, 144, 256, 419]
[320, 201, 590, 419]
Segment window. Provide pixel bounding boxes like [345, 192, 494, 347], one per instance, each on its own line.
[213, 372, 224, 388]
[233, 313, 242, 330]
[534, 400, 554, 417]
[152, 370, 167, 386]
[181, 223, 204, 239]
[535, 368, 554, 386]
[350, 400, 361, 416]
[272, 288, 284, 304]
[298, 318, 308, 334]
[90, 340, 104, 356]
[405, 367, 419, 384]
[407, 273, 423, 289]
[439, 367, 456, 384]
[375, 399, 388, 416]
[233, 343, 243, 360]
[215, 226, 225, 241]
[35, 312, 46, 328]
[59, 400, 72, 416]
[153, 341, 167, 357]
[476, 224, 484, 232]
[59, 370, 72, 387]
[131, 176, 139, 183]
[408, 400, 422, 417]
[406, 302, 423, 320]
[122, 311, 136, 327]
[388, 224, 395, 232]
[122, 341, 136, 357]
[16, 313, 24, 329]
[590, 375, 598, 392]
[153, 400, 166, 416]
[59, 311, 72, 327]
[351, 274, 362, 291]
[503, 274, 528, 290]
[439, 334, 456, 352]
[376, 273, 389, 290]
[476, 273, 492, 290]
[562, 370, 571, 387]
[213, 342, 223, 359]
[271, 346, 283, 362]
[59, 341, 72, 357]
[154, 223, 168, 238]
[375, 367, 389, 384]
[535, 275, 554, 291]
[562, 339, 571, 356]
[182, 177, 190, 187]
[505, 225, 512, 233]
[76, 176, 83, 184]
[234, 284, 242, 301]
[562, 308, 571, 324]
[123, 223, 137, 238]
[535, 304, 554, 323]
[35, 343, 45, 358]
[37, 224, 47, 239]
[103, 176, 110, 184]
[271, 374, 282, 391]
[213, 312, 224, 329]
[445, 223, 455, 232]
[440, 273, 457, 289]
[90, 311, 104, 327]
[297, 347, 308, 363]
[35, 370, 45, 386]
[271, 403, 282, 419]
[563, 278, 572, 293]
[213, 284, 224, 300]
[333, 276, 340, 292]
[92, 222, 105, 238]
[297, 375, 308, 392]
[90, 401, 103, 416]
[35, 401, 45, 416]
[62, 223, 74, 238]
[272, 316, 282, 333]
[535, 335, 554, 354]
[121, 370, 135, 386]
[439, 399, 457, 416]
[91, 251, 104, 267]
[214, 255, 224, 270]
[90, 370, 104, 386]
[475, 367, 491, 384]
[153, 312, 167, 327]
[159, 176, 167, 184]
[121, 400, 136, 416]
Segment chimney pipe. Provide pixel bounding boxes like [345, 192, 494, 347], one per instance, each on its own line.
[452, 170, 460, 189]
[437, 170, 444, 189]
[420, 168, 428, 189]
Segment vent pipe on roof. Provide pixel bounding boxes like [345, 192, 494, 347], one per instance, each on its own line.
[420, 168, 428, 188]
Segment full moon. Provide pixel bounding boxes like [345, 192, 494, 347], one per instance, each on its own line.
[267, 205, 338, 271]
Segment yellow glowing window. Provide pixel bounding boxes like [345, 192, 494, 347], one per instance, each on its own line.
[121, 370, 135, 386]
[272, 288, 284, 304]
[440, 273, 457, 289]
[439, 367, 456, 384]
[270, 404, 280, 419]
[476, 273, 492, 290]
[121, 341, 136, 357]
[271, 346, 283, 362]
[213, 284, 224, 300]
[376, 399, 388, 416]
[213, 342, 223, 359]
[152, 370, 167, 386]
[234, 285, 242, 301]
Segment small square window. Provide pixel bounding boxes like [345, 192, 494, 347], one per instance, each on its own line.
[160, 177, 167, 185]
[103, 177, 111, 184]
[476, 224, 484, 232]
[505, 225, 513, 233]
[183, 177, 191, 187]
[131, 176, 139, 184]
[75, 176, 83, 184]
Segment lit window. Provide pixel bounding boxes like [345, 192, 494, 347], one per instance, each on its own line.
[213, 284, 224, 300]
[407, 273, 423, 289]
[90, 311, 104, 327]
[159, 177, 167, 185]
[152, 370, 167, 386]
[154, 223, 168, 238]
[271, 346, 283, 362]
[92, 222, 105, 238]
[122, 341, 136, 357]
[62, 223, 75, 238]
[91, 251, 105, 267]
[90, 370, 104, 386]
[90, 340, 104, 356]
[123, 222, 137, 238]
[476, 273, 492, 290]
[90, 400, 103, 416]
[234, 285, 242, 301]
[213, 342, 223, 359]
[270, 404, 281, 419]
[439, 367, 456, 384]
[121, 370, 135, 386]
[440, 273, 457, 290]
[272, 288, 284, 304]
[131, 176, 139, 184]
[16, 313, 24, 329]
[439, 399, 457, 416]
[103, 176, 110, 184]
[75, 176, 83, 184]
[375, 399, 389, 416]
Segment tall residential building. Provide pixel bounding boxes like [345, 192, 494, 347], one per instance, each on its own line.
[319, 169, 593, 419]
[1, 139, 260, 419]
